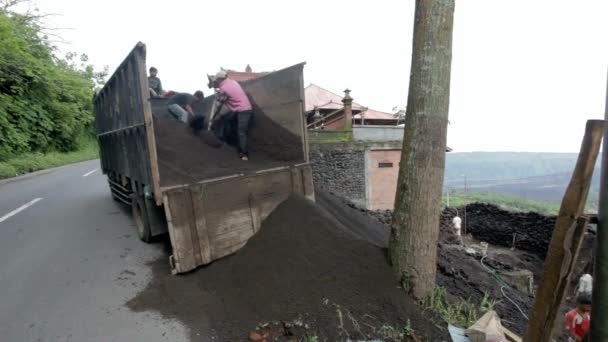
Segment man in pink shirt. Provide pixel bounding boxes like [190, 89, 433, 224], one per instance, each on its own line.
[210, 71, 254, 161]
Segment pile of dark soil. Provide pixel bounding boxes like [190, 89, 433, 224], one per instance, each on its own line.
[128, 194, 450, 341]
[153, 111, 295, 187]
[462, 203, 556, 258]
[327, 193, 599, 339]
[319, 192, 538, 335]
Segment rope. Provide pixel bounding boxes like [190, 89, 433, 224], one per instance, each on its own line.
[480, 256, 529, 320]
[501, 286, 529, 321]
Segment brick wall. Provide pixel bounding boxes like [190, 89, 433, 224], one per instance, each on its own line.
[367, 149, 401, 210]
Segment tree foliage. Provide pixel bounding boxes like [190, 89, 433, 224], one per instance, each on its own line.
[0, 1, 107, 160]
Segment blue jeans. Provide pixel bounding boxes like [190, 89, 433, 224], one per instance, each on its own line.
[167, 104, 190, 123]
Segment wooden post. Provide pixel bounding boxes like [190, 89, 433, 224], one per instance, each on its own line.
[135, 43, 163, 206]
[589, 68, 608, 341]
[524, 120, 607, 342]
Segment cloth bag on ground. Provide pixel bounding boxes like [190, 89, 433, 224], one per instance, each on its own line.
[465, 310, 507, 342]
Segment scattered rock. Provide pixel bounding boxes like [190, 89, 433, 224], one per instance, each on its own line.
[248, 331, 262, 341]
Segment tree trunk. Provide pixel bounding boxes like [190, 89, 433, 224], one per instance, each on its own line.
[389, 0, 455, 300]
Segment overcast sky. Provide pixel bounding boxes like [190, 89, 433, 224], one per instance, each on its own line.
[35, 0, 608, 153]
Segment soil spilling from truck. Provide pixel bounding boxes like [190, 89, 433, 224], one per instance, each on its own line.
[128, 194, 450, 341]
[153, 110, 302, 187]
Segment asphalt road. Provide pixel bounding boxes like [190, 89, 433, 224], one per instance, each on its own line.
[0, 160, 189, 342]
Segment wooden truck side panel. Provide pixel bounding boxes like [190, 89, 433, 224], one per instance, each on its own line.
[93, 42, 162, 204]
[164, 164, 314, 274]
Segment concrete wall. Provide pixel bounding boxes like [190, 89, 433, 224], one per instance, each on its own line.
[310, 141, 402, 209]
[366, 149, 401, 210]
[353, 125, 403, 142]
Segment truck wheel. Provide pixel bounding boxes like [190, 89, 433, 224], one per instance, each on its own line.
[131, 195, 152, 243]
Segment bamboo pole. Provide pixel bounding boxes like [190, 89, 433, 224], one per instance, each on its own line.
[524, 120, 606, 342]
[589, 69, 608, 341]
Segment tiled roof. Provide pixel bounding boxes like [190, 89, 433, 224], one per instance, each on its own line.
[354, 108, 397, 121]
[305, 84, 365, 112]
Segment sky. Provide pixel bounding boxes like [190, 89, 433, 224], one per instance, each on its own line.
[33, 0, 608, 153]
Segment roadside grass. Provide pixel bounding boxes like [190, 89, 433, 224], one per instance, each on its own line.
[0, 138, 98, 179]
[422, 287, 497, 328]
[377, 319, 414, 340]
[302, 335, 319, 342]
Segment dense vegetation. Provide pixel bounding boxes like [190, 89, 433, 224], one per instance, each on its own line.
[0, 1, 106, 164]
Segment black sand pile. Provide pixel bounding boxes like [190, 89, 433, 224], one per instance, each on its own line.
[128, 194, 450, 341]
[317, 192, 541, 335]
[460, 203, 556, 258]
[153, 111, 295, 187]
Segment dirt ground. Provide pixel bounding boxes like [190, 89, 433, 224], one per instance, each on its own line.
[344, 194, 596, 340]
[127, 186, 594, 341]
[128, 194, 450, 342]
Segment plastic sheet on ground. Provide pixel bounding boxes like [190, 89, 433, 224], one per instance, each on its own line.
[449, 324, 472, 342]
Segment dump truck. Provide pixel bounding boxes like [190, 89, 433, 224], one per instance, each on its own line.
[93, 42, 314, 274]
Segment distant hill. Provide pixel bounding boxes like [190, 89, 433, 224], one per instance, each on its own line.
[444, 152, 602, 204]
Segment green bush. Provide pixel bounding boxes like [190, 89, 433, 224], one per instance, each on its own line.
[0, 3, 106, 161]
[0, 163, 17, 178]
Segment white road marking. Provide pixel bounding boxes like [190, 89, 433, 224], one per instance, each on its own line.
[0, 198, 43, 223]
[82, 168, 98, 177]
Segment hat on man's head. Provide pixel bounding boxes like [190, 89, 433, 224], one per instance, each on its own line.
[215, 70, 227, 79]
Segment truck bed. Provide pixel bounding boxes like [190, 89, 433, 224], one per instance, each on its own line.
[153, 107, 294, 188]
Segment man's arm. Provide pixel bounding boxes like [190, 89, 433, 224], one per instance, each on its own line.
[158, 79, 164, 95]
[207, 99, 224, 130]
[207, 92, 227, 129]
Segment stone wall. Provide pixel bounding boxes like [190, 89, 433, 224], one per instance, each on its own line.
[309, 141, 402, 208]
[309, 143, 366, 206]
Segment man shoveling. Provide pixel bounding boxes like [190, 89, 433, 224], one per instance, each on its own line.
[208, 70, 254, 161]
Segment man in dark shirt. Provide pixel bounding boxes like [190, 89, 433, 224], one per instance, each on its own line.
[167, 91, 204, 123]
[148, 67, 164, 97]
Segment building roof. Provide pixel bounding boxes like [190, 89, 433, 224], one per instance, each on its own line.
[305, 84, 365, 112]
[305, 84, 397, 122]
[226, 70, 269, 82]
[225, 65, 269, 82]
[354, 108, 397, 121]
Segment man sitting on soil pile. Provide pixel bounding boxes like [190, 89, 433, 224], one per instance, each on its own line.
[148, 67, 164, 97]
[208, 70, 254, 161]
[565, 292, 592, 341]
[167, 91, 205, 123]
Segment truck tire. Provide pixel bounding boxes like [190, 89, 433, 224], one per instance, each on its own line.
[131, 195, 152, 243]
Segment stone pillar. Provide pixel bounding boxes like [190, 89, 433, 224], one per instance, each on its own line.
[342, 89, 353, 131]
[312, 106, 323, 129]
